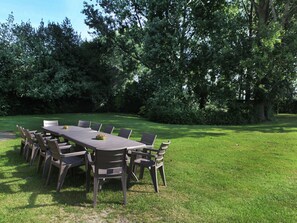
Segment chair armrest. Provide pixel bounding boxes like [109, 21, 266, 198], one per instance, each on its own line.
[58, 145, 72, 150]
[131, 151, 157, 159]
[29, 130, 37, 133]
[143, 148, 159, 153]
[58, 142, 68, 146]
[61, 151, 86, 158]
[43, 136, 52, 140]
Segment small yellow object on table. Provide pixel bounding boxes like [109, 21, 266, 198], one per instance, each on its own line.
[96, 134, 106, 140]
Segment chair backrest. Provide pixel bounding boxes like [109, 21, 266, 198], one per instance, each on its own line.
[94, 148, 127, 177]
[43, 120, 59, 127]
[23, 128, 34, 145]
[102, 125, 115, 134]
[156, 141, 171, 164]
[16, 125, 26, 139]
[140, 133, 157, 146]
[47, 139, 61, 160]
[91, 122, 102, 132]
[78, 120, 90, 128]
[118, 128, 132, 139]
[35, 133, 47, 153]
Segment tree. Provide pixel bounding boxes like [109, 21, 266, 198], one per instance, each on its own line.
[233, 0, 297, 121]
[0, 12, 131, 115]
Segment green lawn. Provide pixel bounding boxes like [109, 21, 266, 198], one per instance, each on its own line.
[0, 113, 296, 222]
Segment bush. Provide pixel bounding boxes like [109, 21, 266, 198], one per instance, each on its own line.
[0, 98, 10, 116]
[146, 102, 254, 125]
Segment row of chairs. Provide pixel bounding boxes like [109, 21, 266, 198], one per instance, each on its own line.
[44, 119, 132, 138]
[16, 120, 171, 206]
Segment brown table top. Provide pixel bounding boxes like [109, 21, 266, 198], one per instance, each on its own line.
[42, 125, 145, 151]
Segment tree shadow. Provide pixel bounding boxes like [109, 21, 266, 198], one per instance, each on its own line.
[0, 144, 91, 209]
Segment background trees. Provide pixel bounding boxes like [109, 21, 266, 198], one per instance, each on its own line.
[0, 14, 117, 115]
[1, 0, 296, 124]
[82, 0, 297, 123]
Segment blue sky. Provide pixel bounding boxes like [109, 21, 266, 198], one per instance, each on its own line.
[0, 0, 93, 40]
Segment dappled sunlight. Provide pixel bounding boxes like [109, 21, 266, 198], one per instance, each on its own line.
[0, 114, 297, 222]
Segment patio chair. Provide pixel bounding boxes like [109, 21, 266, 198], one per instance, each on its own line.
[35, 133, 72, 178]
[128, 141, 171, 193]
[127, 133, 157, 174]
[86, 148, 128, 206]
[78, 120, 90, 128]
[43, 120, 59, 127]
[91, 122, 102, 132]
[118, 128, 132, 139]
[102, 124, 115, 134]
[16, 125, 26, 156]
[128, 132, 157, 164]
[139, 133, 157, 148]
[46, 139, 86, 192]
[43, 120, 59, 137]
[23, 128, 40, 165]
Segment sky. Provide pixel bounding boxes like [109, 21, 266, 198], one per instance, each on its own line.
[0, 0, 93, 40]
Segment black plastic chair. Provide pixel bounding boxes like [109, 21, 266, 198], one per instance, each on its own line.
[118, 128, 132, 139]
[43, 120, 59, 127]
[91, 122, 102, 132]
[78, 120, 90, 128]
[102, 124, 115, 134]
[86, 148, 128, 206]
[35, 133, 71, 178]
[139, 133, 157, 148]
[46, 139, 86, 192]
[16, 125, 26, 156]
[128, 141, 171, 192]
[23, 128, 40, 165]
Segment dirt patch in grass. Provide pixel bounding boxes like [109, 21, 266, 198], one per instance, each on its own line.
[0, 131, 16, 141]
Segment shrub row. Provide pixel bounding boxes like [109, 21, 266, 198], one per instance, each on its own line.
[146, 104, 254, 125]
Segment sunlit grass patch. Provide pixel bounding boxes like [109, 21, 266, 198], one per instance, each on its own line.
[0, 113, 296, 222]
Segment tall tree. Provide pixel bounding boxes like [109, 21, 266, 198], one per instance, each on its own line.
[235, 0, 297, 120]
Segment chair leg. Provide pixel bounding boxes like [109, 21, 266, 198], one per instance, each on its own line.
[149, 166, 159, 193]
[86, 163, 90, 192]
[139, 166, 145, 180]
[42, 155, 51, 178]
[127, 167, 131, 187]
[25, 147, 31, 162]
[23, 143, 28, 159]
[20, 141, 25, 155]
[93, 177, 99, 207]
[30, 148, 35, 165]
[56, 165, 70, 192]
[121, 174, 127, 205]
[30, 147, 39, 166]
[37, 155, 44, 172]
[46, 162, 53, 186]
[159, 165, 166, 186]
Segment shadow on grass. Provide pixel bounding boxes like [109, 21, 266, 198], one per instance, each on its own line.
[0, 144, 135, 207]
[0, 145, 91, 207]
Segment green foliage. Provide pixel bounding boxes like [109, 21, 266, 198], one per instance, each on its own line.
[83, 0, 297, 124]
[1, 1, 297, 125]
[0, 98, 10, 116]
[147, 102, 254, 125]
[0, 14, 121, 114]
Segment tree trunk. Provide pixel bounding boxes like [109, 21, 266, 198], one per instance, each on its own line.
[264, 102, 274, 120]
[253, 100, 266, 121]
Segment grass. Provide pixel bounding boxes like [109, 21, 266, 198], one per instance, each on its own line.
[0, 113, 296, 222]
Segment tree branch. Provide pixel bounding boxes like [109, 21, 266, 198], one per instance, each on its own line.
[269, 0, 278, 21]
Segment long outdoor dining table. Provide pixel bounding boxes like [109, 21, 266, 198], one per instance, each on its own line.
[42, 125, 146, 151]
